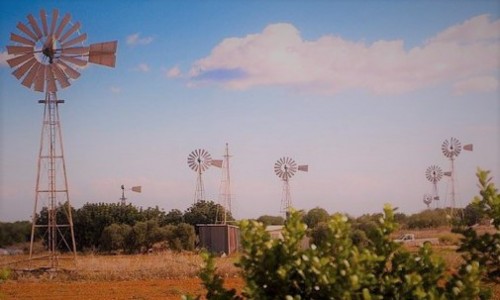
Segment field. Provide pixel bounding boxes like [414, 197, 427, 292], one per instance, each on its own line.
[0, 252, 242, 299]
[1, 229, 499, 299]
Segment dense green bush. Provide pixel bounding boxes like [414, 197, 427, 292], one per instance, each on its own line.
[187, 204, 488, 299]
[186, 168, 500, 299]
[0, 221, 31, 247]
[454, 169, 500, 283]
[99, 220, 195, 253]
[406, 208, 449, 229]
[256, 215, 285, 226]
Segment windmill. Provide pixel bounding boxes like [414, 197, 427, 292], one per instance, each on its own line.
[423, 194, 433, 209]
[120, 185, 142, 205]
[441, 137, 473, 213]
[425, 165, 443, 206]
[6, 9, 117, 269]
[274, 157, 308, 217]
[187, 149, 216, 203]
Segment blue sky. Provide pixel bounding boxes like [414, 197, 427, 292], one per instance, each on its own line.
[1, 1, 499, 222]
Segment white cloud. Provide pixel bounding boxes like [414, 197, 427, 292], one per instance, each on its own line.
[110, 86, 121, 94]
[428, 14, 500, 44]
[166, 66, 181, 78]
[188, 15, 500, 95]
[126, 33, 154, 46]
[453, 76, 499, 95]
[0, 51, 14, 67]
[136, 63, 150, 72]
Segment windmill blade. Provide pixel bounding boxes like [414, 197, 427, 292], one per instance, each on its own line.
[7, 53, 33, 68]
[46, 66, 57, 92]
[51, 63, 71, 89]
[61, 32, 87, 48]
[298, 165, 308, 172]
[60, 22, 81, 44]
[61, 46, 90, 55]
[55, 13, 71, 39]
[17, 22, 38, 42]
[21, 61, 41, 89]
[60, 55, 88, 67]
[10, 33, 36, 46]
[27, 14, 43, 39]
[211, 160, 223, 168]
[57, 60, 81, 79]
[6, 45, 33, 55]
[34, 65, 47, 92]
[40, 9, 48, 36]
[463, 144, 473, 151]
[49, 9, 59, 36]
[12, 57, 37, 79]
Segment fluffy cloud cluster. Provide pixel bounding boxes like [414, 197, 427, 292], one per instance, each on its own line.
[187, 15, 499, 95]
[126, 33, 154, 46]
[136, 63, 150, 72]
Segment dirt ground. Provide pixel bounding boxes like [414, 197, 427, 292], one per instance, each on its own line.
[0, 277, 244, 300]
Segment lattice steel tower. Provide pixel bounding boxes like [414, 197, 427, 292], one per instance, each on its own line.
[216, 143, 232, 224]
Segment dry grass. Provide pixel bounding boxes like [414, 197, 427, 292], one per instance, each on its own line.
[1, 251, 240, 282]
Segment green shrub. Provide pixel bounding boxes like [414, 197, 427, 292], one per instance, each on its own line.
[453, 169, 500, 283]
[186, 204, 488, 299]
[0, 268, 11, 283]
[438, 233, 461, 246]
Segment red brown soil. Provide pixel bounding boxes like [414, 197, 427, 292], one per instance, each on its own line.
[0, 277, 244, 299]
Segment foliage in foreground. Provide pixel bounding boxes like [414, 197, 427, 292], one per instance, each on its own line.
[186, 169, 500, 299]
[453, 169, 500, 283]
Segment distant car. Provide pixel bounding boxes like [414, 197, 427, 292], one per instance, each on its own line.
[394, 233, 439, 246]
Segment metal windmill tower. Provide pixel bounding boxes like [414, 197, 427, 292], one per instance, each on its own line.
[213, 143, 232, 224]
[441, 137, 473, 213]
[6, 9, 117, 269]
[187, 149, 214, 203]
[274, 157, 308, 218]
[425, 165, 443, 207]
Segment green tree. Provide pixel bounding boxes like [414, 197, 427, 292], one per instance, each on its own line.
[406, 208, 449, 229]
[99, 223, 131, 252]
[256, 215, 284, 226]
[0, 221, 32, 247]
[163, 209, 184, 225]
[462, 201, 487, 226]
[302, 207, 329, 229]
[184, 200, 233, 227]
[170, 223, 196, 251]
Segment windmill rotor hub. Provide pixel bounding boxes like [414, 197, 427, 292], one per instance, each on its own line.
[441, 137, 462, 158]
